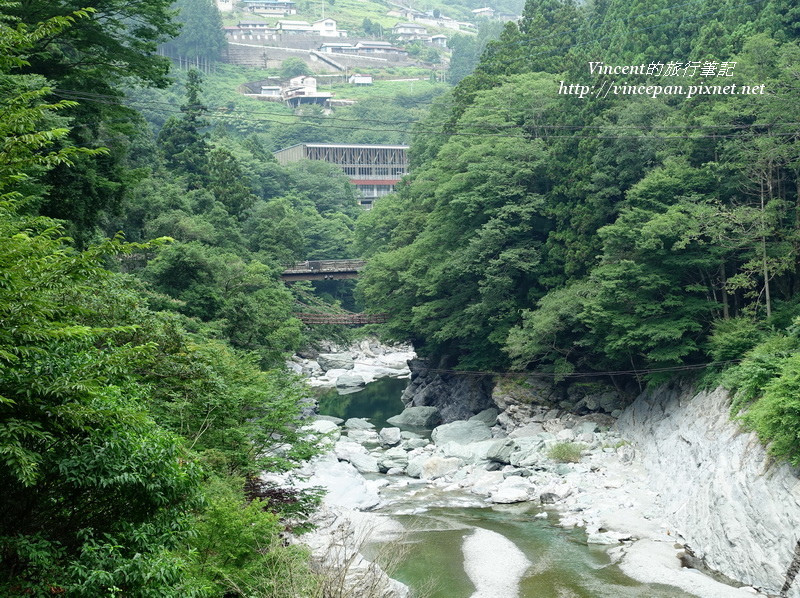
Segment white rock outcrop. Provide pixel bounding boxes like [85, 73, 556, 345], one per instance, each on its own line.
[617, 383, 800, 598]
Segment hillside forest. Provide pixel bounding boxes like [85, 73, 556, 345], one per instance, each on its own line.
[356, 0, 800, 463]
[2, 0, 800, 595]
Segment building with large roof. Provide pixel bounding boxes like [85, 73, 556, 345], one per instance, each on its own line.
[274, 143, 409, 209]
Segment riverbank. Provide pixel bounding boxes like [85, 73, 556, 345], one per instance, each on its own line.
[287, 339, 414, 390]
[293, 408, 763, 597]
[280, 351, 797, 597]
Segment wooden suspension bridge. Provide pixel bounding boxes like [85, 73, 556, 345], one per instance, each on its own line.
[281, 259, 366, 281]
[294, 312, 388, 325]
[288, 265, 386, 324]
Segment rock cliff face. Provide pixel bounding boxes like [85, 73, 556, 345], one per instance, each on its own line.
[617, 381, 800, 598]
[400, 359, 494, 423]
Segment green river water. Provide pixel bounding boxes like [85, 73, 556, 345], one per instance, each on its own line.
[316, 377, 697, 598]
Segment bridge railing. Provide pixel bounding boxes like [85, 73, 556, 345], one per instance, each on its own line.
[294, 312, 387, 325]
[282, 259, 367, 273]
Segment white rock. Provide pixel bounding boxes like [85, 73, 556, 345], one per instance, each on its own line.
[336, 372, 367, 388]
[489, 477, 533, 504]
[297, 456, 380, 511]
[556, 428, 576, 441]
[421, 456, 463, 480]
[379, 427, 402, 446]
[432, 420, 492, 446]
[440, 440, 496, 464]
[345, 417, 375, 430]
[348, 452, 380, 474]
[346, 429, 381, 445]
[334, 440, 368, 462]
[508, 422, 545, 438]
[617, 385, 800, 596]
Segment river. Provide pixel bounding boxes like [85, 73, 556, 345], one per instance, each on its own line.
[316, 378, 697, 598]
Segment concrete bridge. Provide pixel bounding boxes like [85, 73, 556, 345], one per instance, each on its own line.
[282, 259, 366, 281]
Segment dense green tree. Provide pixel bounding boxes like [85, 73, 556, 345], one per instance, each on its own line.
[166, 0, 226, 65]
[208, 147, 257, 218]
[7, 0, 178, 89]
[358, 0, 800, 387]
[0, 158, 200, 597]
[157, 69, 211, 188]
[358, 74, 555, 367]
[280, 57, 312, 79]
[0, 6, 328, 596]
[5, 0, 182, 239]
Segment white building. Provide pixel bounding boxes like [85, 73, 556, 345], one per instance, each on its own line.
[281, 76, 333, 107]
[471, 7, 495, 18]
[319, 42, 355, 53]
[311, 18, 346, 37]
[348, 74, 373, 85]
[392, 22, 428, 40]
[277, 19, 314, 34]
[241, 0, 297, 15]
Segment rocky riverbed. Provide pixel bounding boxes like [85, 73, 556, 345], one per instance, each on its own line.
[287, 339, 414, 391]
[275, 346, 797, 597]
[289, 405, 764, 598]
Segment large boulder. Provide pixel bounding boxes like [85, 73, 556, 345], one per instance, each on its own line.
[348, 452, 380, 474]
[318, 352, 355, 371]
[421, 456, 463, 480]
[509, 436, 547, 467]
[296, 455, 380, 511]
[508, 422, 545, 438]
[333, 440, 368, 462]
[345, 418, 375, 430]
[387, 406, 441, 428]
[487, 438, 516, 464]
[440, 440, 496, 464]
[346, 429, 381, 446]
[469, 408, 499, 427]
[379, 447, 409, 472]
[379, 427, 402, 446]
[431, 420, 492, 446]
[489, 476, 533, 504]
[405, 454, 429, 478]
[336, 372, 366, 388]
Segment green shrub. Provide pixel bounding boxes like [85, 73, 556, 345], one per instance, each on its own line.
[548, 442, 582, 463]
[187, 475, 321, 598]
[722, 334, 799, 412]
[706, 317, 766, 362]
[741, 353, 800, 466]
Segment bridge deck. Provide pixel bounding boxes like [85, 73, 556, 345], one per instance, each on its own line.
[282, 259, 366, 281]
[295, 312, 388, 325]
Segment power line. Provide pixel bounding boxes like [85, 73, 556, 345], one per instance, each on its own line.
[345, 358, 743, 379]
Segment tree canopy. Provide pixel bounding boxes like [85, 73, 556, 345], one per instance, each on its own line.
[357, 0, 800, 379]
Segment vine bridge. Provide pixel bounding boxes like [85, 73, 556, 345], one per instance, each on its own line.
[281, 259, 366, 281]
[287, 263, 386, 325]
[294, 312, 388, 325]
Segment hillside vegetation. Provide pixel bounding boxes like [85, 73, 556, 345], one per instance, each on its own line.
[355, 0, 800, 459]
[0, 2, 360, 595]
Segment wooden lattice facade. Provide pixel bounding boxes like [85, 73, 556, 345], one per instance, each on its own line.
[273, 143, 409, 209]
